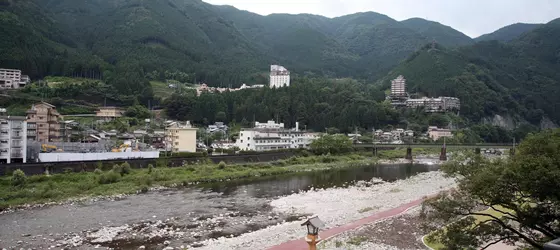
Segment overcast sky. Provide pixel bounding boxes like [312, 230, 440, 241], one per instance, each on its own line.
[202, 0, 560, 37]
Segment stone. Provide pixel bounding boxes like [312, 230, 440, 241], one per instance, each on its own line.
[137, 246, 145, 250]
[163, 247, 174, 250]
[163, 241, 170, 246]
[17, 241, 23, 245]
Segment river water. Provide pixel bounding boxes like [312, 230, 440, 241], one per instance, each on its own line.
[0, 163, 439, 249]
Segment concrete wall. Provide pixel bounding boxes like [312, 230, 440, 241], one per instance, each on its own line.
[1, 151, 296, 176]
[38, 151, 160, 163]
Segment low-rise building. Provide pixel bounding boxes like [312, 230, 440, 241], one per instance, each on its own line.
[0, 116, 27, 163]
[96, 107, 126, 119]
[235, 122, 318, 152]
[0, 68, 30, 89]
[255, 120, 284, 129]
[405, 97, 460, 113]
[428, 126, 453, 141]
[166, 121, 197, 152]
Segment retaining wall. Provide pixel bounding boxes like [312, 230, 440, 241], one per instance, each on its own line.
[0, 151, 295, 176]
[38, 151, 160, 163]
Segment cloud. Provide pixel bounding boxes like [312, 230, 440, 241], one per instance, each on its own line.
[203, 0, 560, 37]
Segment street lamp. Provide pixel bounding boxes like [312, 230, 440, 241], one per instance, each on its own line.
[301, 216, 325, 250]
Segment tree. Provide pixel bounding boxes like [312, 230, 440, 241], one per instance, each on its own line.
[421, 129, 560, 249]
[215, 111, 226, 122]
[125, 105, 151, 119]
[310, 134, 353, 155]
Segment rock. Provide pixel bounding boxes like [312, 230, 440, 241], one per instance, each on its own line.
[137, 246, 145, 250]
[163, 247, 174, 250]
[17, 241, 23, 245]
[21, 234, 31, 237]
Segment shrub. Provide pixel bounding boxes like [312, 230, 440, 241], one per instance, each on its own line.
[139, 186, 149, 193]
[218, 161, 227, 169]
[98, 170, 121, 184]
[94, 169, 103, 175]
[96, 161, 103, 170]
[11, 169, 27, 187]
[156, 159, 168, 168]
[147, 164, 154, 174]
[121, 162, 131, 175]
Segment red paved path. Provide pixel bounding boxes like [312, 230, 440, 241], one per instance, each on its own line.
[267, 198, 426, 250]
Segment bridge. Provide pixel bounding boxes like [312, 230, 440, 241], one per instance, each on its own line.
[354, 143, 514, 149]
[353, 143, 516, 161]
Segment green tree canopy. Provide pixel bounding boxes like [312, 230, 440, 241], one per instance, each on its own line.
[310, 134, 353, 155]
[422, 129, 560, 249]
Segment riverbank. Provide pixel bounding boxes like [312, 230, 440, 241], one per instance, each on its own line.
[0, 154, 374, 210]
[196, 171, 455, 250]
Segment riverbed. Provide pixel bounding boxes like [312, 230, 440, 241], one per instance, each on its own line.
[0, 162, 448, 249]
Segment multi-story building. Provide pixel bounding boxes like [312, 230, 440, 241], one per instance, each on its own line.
[235, 122, 318, 151]
[269, 65, 290, 88]
[428, 126, 453, 141]
[0, 116, 27, 163]
[390, 75, 407, 98]
[166, 121, 197, 152]
[96, 107, 126, 119]
[405, 97, 460, 112]
[0, 68, 30, 89]
[26, 102, 64, 142]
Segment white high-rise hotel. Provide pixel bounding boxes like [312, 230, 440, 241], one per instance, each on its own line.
[269, 65, 290, 88]
[391, 75, 407, 97]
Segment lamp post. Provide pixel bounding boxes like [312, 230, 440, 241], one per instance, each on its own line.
[301, 216, 325, 250]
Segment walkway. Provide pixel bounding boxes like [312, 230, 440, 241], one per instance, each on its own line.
[268, 198, 426, 250]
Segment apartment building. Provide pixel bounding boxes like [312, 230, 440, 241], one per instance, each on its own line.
[26, 102, 64, 142]
[96, 107, 126, 119]
[235, 122, 318, 152]
[0, 116, 27, 163]
[166, 121, 197, 152]
[0, 68, 30, 89]
[390, 75, 407, 97]
[269, 65, 290, 88]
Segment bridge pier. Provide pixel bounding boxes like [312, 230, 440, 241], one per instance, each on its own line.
[406, 147, 413, 160]
[440, 147, 447, 161]
[373, 147, 378, 156]
[475, 148, 481, 155]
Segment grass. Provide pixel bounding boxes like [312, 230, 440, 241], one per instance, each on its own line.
[358, 206, 379, 213]
[151, 81, 174, 100]
[0, 154, 374, 210]
[423, 206, 512, 249]
[347, 236, 368, 245]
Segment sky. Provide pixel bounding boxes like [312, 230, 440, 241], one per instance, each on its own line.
[202, 0, 560, 38]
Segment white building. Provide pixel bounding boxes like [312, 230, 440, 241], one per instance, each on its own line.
[390, 75, 407, 97]
[235, 122, 318, 152]
[0, 68, 30, 89]
[269, 65, 290, 88]
[255, 120, 284, 129]
[0, 116, 27, 163]
[406, 97, 460, 112]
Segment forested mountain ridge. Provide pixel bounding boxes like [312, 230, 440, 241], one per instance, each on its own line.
[475, 23, 542, 42]
[380, 18, 560, 127]
[2, 0, 477, 88]
[401, 18, 474, 47]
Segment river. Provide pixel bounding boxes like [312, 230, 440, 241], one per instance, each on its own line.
[0, 163, 440, 249]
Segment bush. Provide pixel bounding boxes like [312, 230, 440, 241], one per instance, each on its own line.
[121, 162, 131, 175]
[94, 169, 103, 175]
[98, 170, 121, 184]
[147, 164, 154, 174]
[218, 161, 227, 169]
[139, 186, 149, 193]
[96, 161, 103, 170]
[11, 169, 27, 187]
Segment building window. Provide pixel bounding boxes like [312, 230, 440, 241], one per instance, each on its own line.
[241, 140, 243, 143]
[247, 137, 250, 140]
[247, 143, 250, 147]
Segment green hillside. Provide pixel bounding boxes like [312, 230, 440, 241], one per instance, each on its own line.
[475, 23, 542, 42]
[1, 0, 478, 87]
[381, 18, 560, 125]
[401, 18, 474, 47]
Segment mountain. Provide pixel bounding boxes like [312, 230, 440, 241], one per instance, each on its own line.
[475, 23, 542, 42]
[401, 18, 474, 47]
[381, 18, 560, 126]
[1, 0, 476, 87]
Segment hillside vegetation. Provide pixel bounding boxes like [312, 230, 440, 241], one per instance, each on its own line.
[380, 18, 560, 126]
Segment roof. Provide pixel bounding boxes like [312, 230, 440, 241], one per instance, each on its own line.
[0, 116, 26, 121]
[37, 102, 55, 108]
[98, 106, 125, 110]
[301, 216, 325, 229]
